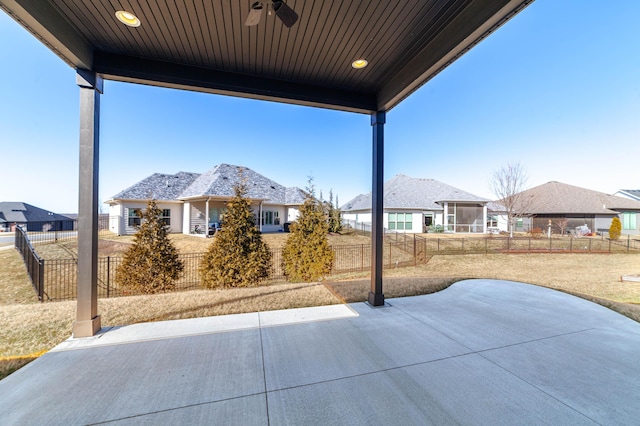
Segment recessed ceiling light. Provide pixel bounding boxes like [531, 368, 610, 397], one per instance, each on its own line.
[352, 59, 368, 69]
[115, 10, 141, 27]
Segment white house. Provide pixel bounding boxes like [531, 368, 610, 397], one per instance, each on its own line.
[342, 174, 490, 234]
[106, 164, 305, 235]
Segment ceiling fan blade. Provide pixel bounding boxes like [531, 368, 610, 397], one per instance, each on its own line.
[272, 1, 298, 28]
[245, 2, 263, 26]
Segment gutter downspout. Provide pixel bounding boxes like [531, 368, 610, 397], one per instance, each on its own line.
[205, 197, 210, 237]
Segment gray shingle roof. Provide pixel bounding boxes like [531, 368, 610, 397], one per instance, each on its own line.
[511, 182, 640, 214]
[0, 202, 72, 223]
[342, 174, 489, 211]
[109, 172, 201, 201]
[616, 189, 640, 201]
[110, 164, 305, 205]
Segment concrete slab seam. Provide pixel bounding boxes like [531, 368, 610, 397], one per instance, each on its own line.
[257, 310, 271, 424]
[265, 351, 476, 394]
[472, 330, 603, 425]
[86, 392, 268, 425]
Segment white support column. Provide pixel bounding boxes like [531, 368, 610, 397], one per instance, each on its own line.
[483, 205, 488, 234]
[205, 198, 210, 236]
[443, 202, 449, 230]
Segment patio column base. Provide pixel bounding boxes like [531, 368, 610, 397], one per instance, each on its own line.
[368, 291, 385, 307]
[72, 316, 101, 338]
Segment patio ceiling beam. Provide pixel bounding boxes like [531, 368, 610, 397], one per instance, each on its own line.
[93, 52, 378, 114]
[378, 0, 533, 111]
[0, 0, 93, 69]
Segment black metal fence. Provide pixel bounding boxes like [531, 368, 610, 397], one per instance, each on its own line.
[16, 229, 640, 302]
[14, 226, 44, 300]
[37, 240, 426, 301]
[19, 217, 111, 245]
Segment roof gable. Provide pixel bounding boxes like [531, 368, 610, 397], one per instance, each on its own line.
[0, 202, 71, 222]
[110, 164, 305, 206]
[179, 164, 294, 204]
[513, 182, 640, 214]
[342, 174, 489, 211]
[109, 172, 200, 201]
[615, 189, 640, 201]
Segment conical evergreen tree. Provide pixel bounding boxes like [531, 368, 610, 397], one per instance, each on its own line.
[609, 216, 622, 240]
[116, 200, 183, 294]
[200, 180, 271, 288]
[327, 189, 343, 233]
[282, 179, 334, 281]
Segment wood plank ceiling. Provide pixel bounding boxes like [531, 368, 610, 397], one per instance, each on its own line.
[1, 0, 533, 113]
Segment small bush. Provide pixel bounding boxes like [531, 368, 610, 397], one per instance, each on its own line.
[528, 227, 544, 239]
[609, 217, 622, 240]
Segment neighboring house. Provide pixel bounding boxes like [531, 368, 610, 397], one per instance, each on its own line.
[490, 181, 640, 236]
[614, 189, 640, 202]
[106, 164, 306, 235]
[342, 174, 490, 234]
[0, 202, 75, 232]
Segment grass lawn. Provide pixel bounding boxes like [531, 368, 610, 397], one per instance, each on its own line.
[1, 233, 639, 380]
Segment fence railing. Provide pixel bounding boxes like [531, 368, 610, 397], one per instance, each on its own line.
[14, 226, 44, 300]
[37, 240, 427, 301]
[15, 216, 112, 245]
[17, 230, 640, 302]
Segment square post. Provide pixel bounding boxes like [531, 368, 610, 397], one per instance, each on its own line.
[73, 69, 102, 337]
[369, 111, 385, 306]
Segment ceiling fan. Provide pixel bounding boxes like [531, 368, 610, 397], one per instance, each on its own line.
[245, 1, 299, 28]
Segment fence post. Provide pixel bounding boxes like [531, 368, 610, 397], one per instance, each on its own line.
[628, 235, 631, 252]
[609, 239, 611, 253]
[38, 258, 44, 301]
[361, 244, 364, 271]
[589, 238, 592, 253]
[549, 236, 552, 252]
[413, 235, 417, 266]
[107, 256, 110, 298]
[437, 238, 440, 253]
[462, 238, 465, 254]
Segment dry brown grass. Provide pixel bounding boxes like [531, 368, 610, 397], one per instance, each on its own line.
[324, 253, 640, 322]
[3, 243, 640, 379]
[0, 282, 338, 357]
[0, 249, 38, 305]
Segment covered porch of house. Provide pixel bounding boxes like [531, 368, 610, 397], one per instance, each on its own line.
[0, 0, 535, 337]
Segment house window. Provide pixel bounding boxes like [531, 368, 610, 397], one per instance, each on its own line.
[388, 212, 412, 230]
[128, 208, 141, 227]
[209, 208, 227, 225]
[262, 210, 279, 226]
[623, 212, 637, 230]
[161, 209, 171, 226]
[487, 215, 498, 227]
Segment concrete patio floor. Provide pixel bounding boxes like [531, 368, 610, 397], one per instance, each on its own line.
[1, 279, 639, 425]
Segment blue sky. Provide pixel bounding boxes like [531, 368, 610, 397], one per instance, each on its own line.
[1, 0, 639, 214]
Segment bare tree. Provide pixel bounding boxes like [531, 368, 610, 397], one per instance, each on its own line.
[491, 162, 531, 238]
[555, 218, 569, 236]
